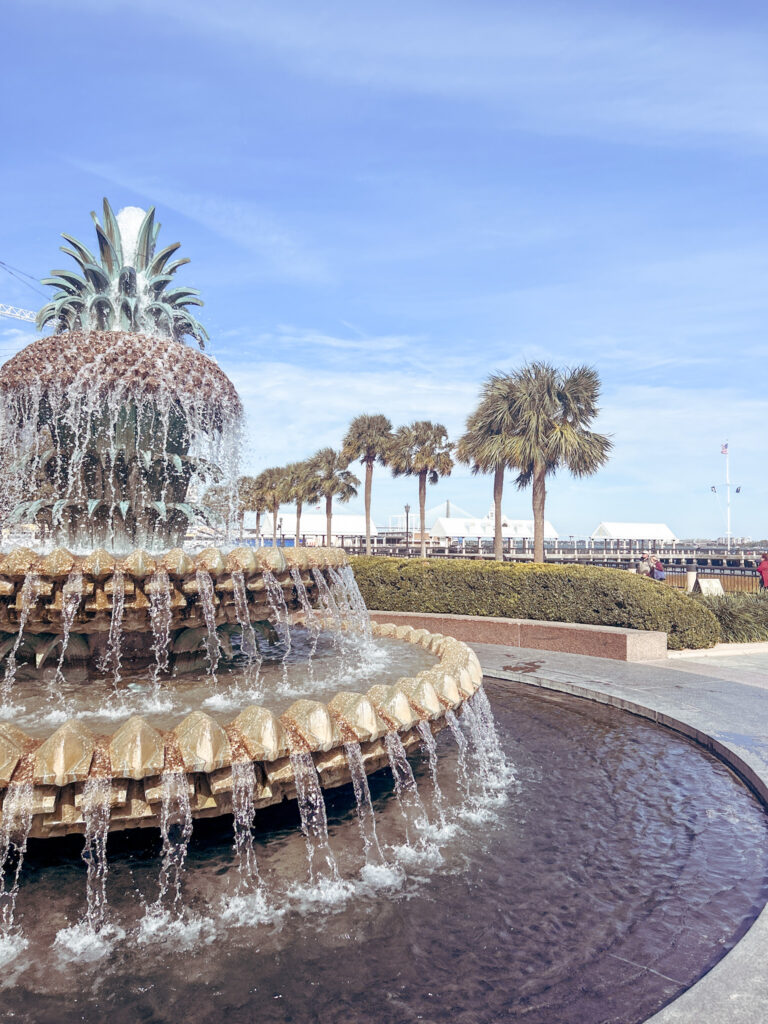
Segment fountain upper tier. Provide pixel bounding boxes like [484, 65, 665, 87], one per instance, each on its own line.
[0, 330, 243, 551]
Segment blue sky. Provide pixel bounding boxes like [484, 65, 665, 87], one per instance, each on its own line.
[2, 0, 768, 538]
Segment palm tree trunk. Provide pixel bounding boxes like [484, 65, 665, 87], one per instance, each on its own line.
[272, 501, 278, 547]
[493, 464, 504, 561]
[532, 463, 546, 563]
[295, 499, 302, 548]
[419, 472, 427, 559]
[326, 494, 333, 547]
[364, 460, 373, 556]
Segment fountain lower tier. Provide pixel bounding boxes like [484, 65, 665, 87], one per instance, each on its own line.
[0, 622, 483, 838]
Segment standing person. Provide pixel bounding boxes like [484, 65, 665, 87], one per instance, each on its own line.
[651, 556, 666, 581]
[636, 551, 653, 577]
[756, 553, 768, 590]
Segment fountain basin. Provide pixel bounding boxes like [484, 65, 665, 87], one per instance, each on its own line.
[0, 623, 482, 838]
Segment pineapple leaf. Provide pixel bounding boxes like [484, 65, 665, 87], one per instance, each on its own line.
[101, 198, 124, 265]
[146, 241, 182, 277]
[60, 234, 99, 267]
[92, 222, 122, 276]
[133, 206, 156, 272]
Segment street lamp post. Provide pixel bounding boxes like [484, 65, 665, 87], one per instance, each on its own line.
[404, 504, 411, 557]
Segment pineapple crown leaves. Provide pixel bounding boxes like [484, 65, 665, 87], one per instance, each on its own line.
[36, 198, 209, 349]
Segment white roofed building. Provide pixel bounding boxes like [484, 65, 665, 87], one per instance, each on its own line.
[591, 522, 677, 542]
[431, 515, 558, 541]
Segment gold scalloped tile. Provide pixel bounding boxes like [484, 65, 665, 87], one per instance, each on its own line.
[109, 716, 165, 780]
[231, 705, 289, 762]
[281, 700, 342, 753]
[34, 720, 95, 787]
[327, 692, 387, 743]
[174, 711, 231, 772]
[366, 684, 420, 731]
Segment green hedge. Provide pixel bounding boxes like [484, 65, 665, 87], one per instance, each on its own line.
[351, 557, 720, 651]
[695, 592, 768, 643]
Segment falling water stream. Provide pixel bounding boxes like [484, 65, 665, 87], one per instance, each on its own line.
[155, 772, 194, 914]
[289, 752, 341, 884]
[1, 573, 39, 704]
[102, 569, 125, 694]
[343, 741, 385, 866]
[148, 570, 172, 693]
[80, 776, 112, 932]
[384, 731, 430, 841]
[230, 761, 261, 887]
[263, 571, 292, 686]
[290, 568, 320, 680]
[195, 570, 221, 684]
[0, 782, 33, 939]
[416, 721, 446, 827]
[51, 570, 84, 705]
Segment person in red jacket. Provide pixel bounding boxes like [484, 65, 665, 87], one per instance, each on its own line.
[757, 554, 768, 590]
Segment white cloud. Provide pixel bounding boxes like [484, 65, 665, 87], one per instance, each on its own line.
[46, 0, 768, 146]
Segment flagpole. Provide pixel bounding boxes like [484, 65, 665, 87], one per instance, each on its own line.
[725, 443, 731, 551]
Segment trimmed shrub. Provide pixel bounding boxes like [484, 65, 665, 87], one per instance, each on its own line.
[351, 557, 720, 650]
[695, 592, 768, 643]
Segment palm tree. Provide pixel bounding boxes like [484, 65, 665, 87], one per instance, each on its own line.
[237, 474, 268, 543]
[308, 448, 359, 547]
[284, 460, 321, 547]
[455, 406, 518, 562]
[389, 421, 453, 558]
[466, 363, 611, 563]
[341, 414, 393, 556]
[253, 466, 289, 547]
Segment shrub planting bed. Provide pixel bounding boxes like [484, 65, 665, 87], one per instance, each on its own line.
[695, 592, 768, 644]
[351, 557, 720, 651]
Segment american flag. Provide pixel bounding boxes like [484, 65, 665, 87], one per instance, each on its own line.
[721, 442, 729, 455]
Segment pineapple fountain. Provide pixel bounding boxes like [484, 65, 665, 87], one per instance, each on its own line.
[0, 201, 493, 943]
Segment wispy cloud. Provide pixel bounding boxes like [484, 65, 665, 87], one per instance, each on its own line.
[70, 160, 329, 283]
[47, 0, 768, 146]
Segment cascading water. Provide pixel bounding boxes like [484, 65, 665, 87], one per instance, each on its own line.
[416, 721, 446, 827]
[337, 565, 373, 641]
[383, 731, 430, 841]
[231, 761, 261, 887]
[290, 568, 320, 680]
[311, 568, 343, 635]
[80, 775, 112, 932]
[231, 571, 258, 660]
[0, 782, 33, 940]
[148, 569, 173, 693]
[460, 699, 507, 798]
[289, 752, 341, 885]
[344, 741, 385, 866]
[51, 570, 84, 704]
[155, 772, 194, 915]
[263, 571, 292, 686]
[445, 709, 471, 800]
[1, 573, 39, 704]
[195, 569, 221, 684]
[469, 686, 509, 776]
[101, 569, 125, 694]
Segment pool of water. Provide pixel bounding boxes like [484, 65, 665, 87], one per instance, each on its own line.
[2, 679, 767, 1024]
[1, 632, 437, 737]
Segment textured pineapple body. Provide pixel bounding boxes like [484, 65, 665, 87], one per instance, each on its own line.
[0, 331, 243, 552]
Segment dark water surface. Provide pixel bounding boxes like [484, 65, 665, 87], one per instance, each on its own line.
[2, 680, 767, 1024]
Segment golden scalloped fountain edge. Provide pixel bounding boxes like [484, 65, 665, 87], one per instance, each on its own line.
[0, 624, 483, 838]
